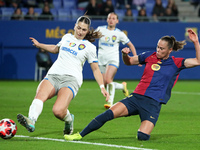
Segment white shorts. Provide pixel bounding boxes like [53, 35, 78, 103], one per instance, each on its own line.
[98, 60, 119, 74]
[44, 74, 79, 98]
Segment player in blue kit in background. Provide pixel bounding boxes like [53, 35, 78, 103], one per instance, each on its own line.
[17, 16, 109, 135]
[64, 28, 200, 141]
[96, 12, 137, 109]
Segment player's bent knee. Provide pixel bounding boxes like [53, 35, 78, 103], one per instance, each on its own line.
[137, 131, 150, 141]
[52, 108, 65, 119]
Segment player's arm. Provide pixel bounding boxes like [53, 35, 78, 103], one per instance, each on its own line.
[90, 62, 110, 101]
[122, 47, 139, 66]
[29, 37, 59, 54]
[184, 29, 200, 68]
[127, 41, 137, 56]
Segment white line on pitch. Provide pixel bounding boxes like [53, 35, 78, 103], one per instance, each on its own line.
[15, 135, 155, 150]
[172, 91, 200, 95]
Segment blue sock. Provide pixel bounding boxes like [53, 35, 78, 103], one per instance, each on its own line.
[137, 131, 150, 141]
[80, 109, 114, 137]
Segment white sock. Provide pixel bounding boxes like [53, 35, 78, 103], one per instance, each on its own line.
[114, 82, 123, 90]
[63, 109, 72, 123]
[28, 99, 43, 124]
[106, 82, 115, 105]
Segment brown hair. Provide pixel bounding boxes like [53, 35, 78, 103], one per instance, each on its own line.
[108, 12, 119, 20]
[76, 16, 102, 43]
[161, 36, 186, 51]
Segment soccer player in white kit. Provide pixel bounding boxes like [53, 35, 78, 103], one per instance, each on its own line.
[17, 16, 109, 135]
[97, 12, 137, 109]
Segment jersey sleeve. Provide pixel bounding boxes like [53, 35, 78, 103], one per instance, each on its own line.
[120, 31, 130, 45]
[57, 34, 68, 47]
[87, 45, 98, 63]
[172, 56, 186, 69]
[138, 51, 153, 64]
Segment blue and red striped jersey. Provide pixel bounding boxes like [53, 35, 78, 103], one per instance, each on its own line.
[133, 51, 186, 104]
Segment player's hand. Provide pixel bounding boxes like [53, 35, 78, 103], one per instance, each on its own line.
[101, 87, 110, 102]
[121, 47, 130, 55]
[188, 29, 199, 43]
[29, 37, 40, 48]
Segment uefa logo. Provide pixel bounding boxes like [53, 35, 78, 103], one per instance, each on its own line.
[69, 42, 76, 47]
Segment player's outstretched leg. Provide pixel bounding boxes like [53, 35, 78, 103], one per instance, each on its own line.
[64, 109, 114, 141]
[17, 114, 35, 132]
[122, 82, 129, 97]
[63, 114, 74, 135]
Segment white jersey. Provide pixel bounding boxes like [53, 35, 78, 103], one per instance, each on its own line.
[47, 33, 98, 87]
[96, 25, 130, 66]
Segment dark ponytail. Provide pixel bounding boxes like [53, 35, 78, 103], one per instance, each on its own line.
[161, 36, 186, 51]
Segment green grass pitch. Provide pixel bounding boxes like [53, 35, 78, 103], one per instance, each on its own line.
[0, 80, 200, 150]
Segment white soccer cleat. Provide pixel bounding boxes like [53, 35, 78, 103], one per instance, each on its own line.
[17, 114, 35, 132]
[63, 114, 74, 135]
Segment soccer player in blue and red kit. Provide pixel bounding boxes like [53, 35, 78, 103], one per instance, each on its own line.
[64, 28, 200, 141]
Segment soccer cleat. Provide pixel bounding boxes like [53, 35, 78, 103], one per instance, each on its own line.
[104, 103, 111, 109]
[122, 82, 129, 97]
[64, 132, 82, 141]
[17, 114, 35, 132]
[63, 114, 74, 135]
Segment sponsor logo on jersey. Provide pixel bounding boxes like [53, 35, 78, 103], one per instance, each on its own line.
[101, 43, 114, 47]
[78, 44, 86, 50]
[112, 36, 117, 42]
[151, 64, 160, 71]
[69, 42, 76, 47]
[105, 37, 110, 42]
[61, 47, 77, 56]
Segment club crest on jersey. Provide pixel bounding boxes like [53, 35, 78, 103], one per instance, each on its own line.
[69, 42, 76, 47]
[151, 64, 160, 71]
[105, 37, 110, 42]
[78, 44, 86, 50]
[112, 36, 117, 42]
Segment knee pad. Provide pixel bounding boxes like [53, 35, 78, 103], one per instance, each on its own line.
[137, 131, 150, 141]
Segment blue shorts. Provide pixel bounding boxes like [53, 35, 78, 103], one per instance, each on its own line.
[120, 93, 161, 126]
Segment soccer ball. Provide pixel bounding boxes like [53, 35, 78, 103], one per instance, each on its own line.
[0, 118, 17, 139]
